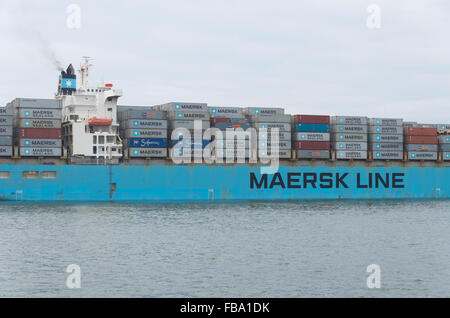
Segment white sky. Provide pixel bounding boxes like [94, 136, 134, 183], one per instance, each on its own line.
[0, 0, 449, 123]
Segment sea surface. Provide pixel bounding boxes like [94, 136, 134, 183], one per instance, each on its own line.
[0, 200, 449, 297]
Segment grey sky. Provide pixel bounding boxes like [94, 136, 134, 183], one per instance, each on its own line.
[0, 0, 449, 123]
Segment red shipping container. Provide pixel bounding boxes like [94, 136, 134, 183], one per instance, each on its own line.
[293, 115, 330, 124]
[404, 127, 437, 136]
[19, 128, 61, 139]
[294, 141, 330, 150]
[211, 117, 231, 123]
[404, 135, 438, 144]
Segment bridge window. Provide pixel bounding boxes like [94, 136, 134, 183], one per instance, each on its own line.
[23, 171, 39, 179]
[0, 171, 10, 179]
[41, 171, 56, 179]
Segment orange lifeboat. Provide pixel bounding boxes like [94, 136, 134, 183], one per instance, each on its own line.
[88, 117, 112, 126]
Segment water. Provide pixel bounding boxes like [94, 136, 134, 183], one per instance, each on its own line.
[0, 200, 449, 297]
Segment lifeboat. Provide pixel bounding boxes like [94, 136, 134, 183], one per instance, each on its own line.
[88, 117, 112, 126]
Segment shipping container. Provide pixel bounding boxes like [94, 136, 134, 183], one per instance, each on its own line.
[259, 140, 292, 150]
[373, 151, 403, 160]
[161, 102, 208, 112]
[0, 116, 13, 126]
[332, 142, 368, 151]
[213, 122, 251, 130]
[122, 119, 167, 129]
[336, 151, 368, 160]
[404, 144, 438, 152]
[20, 147, 61, 157]
[438, 136, 450, 143]
[18, 128, 61, 139]
[368, 118, 403, 126]
[209, 107, 243, 118]
[293, 115, 330, 124]
[403, 122, 418, 128]
[369, 134, 404, 143]
[404, 135, 438, 144]
[18, 108, 61, 119]
[368, 126, 403, 134]
[331, 125, 367, 133]
[244, 107, 284, 116]
[293, 132, 330, 141]
[0, 146, 12, 156]
[215, 139, 250, 149]
[19, 138, 62, 148]
[443, 152, 450, 160]
[248, 114, 292, 123]
[172, 139, 210, 148]
[259, 150, 291, 159]
[331, 133, 368, 142]
[296, 150, 329, 159]
[120, 109, 167, 120]
[293, 141, 330, 150]
[18, 119, 61, 129]
[438, 144, 450, 152]
[438, 124, 450, 130]
[331, 116, 368, 125]
[127, 138, 168, 148]
[369, 143, 403, 151]
[407, 152, 437, 160]
[169, 120, 210, 130]
[294, 123, 329, 133]
[211, 117, 231, 123]
[129, 148, 167, 158]
[169, 147, 204, 157]
[0, 126, 13, 135]
[404, 127, 437, 136]
[0, 106, 13, 115]
[12, 98, 61, 109]
[418, 124, 438, 129]
[259, 131, 291, 140]
[168, 111, 209, 121]
[257, 123, 291, 131]
[123, 129, 167, 138]
[216, 149, 250, 158]
[0, 136, 12, 146]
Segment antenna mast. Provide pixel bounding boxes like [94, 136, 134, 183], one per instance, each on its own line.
[80, 56, 92, 88]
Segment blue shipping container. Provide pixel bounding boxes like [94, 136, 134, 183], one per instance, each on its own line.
[294, 124, 330, 133]
[128, 138, 168, 148]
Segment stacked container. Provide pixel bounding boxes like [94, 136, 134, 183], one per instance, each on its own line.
[368, 118, 404, 160]
[156, 102, 210, 159]
[118, 107, 168, 158]
[331, 116, 368, 160]
[0, 105, 13, 157]
[292, 115, 330, 159]
[209, 106, 251, 160]
[438, 134, 450, 161]
[9, 98, 62, 157]
[245, 107, 291, 159]
[404, 127, 438, 161]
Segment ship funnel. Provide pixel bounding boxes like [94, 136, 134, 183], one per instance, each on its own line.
[57, 64, 77, 96]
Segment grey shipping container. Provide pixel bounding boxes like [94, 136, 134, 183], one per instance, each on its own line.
[0, 146, 12, 156]
[331, 116, 368, 125]
[293, 132, 330, 142]
[332, 142, 367, 151]
[331, 125, 368, 133]
[123, 129, 167, 138]
[244, 107, 284, 116]
[18, 119, 61, 129]
[336, 151, 368, 160]
[0, 107, 13, 115]
[260, 150, 291, 159]
[368, 118, 403, 126]
[407, 152, 437, 160]
[332, 133, 368, 142]
[438, 124, 450, 130]
[216, 149, 251, 158]
[368, 126, 403, 134]
[438, 136, 450, 144]
[369, 134, 403, 143]
[170, 120, 210, 130]
[20, 147, 62, 156]
[418, 123, 438, 128]
[123, 119, 167, 129]
[443, 152, 450, 160]
[438, 144, 450, 152]
[129, 148, 167, 158]
[0, 126, 12, 135]
[403, 122, 418, 128]
[373, 151, 403, 160]
[0, 116, 13, 125]
[296, 150, 329, 159]
[248, 114, 292, 123]
[369, 143, 403, 151]
[215, 139, 250, 149]
[258, 140, 291, 150]
[12, 98, 61, 109]
[0, 136, 12, 146]
[120, 109, 167, 120]
[19, 138, 62, 148]
[259, 131, 291, 140]
[161, 102, 208, 112]
[213, 122, 251, 131]
[19, 109, 61, 119]
[168, 111, 210, 121]
[169, 147, 204, 157]
[256, 122, 291, 131]
[209, 106, 243, 118]
[404, 144, 438, 152]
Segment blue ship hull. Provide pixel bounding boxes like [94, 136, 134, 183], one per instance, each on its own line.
[0, 162, 448, 201]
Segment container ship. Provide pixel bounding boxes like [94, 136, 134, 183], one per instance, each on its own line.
[0, 59, 449, 202]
